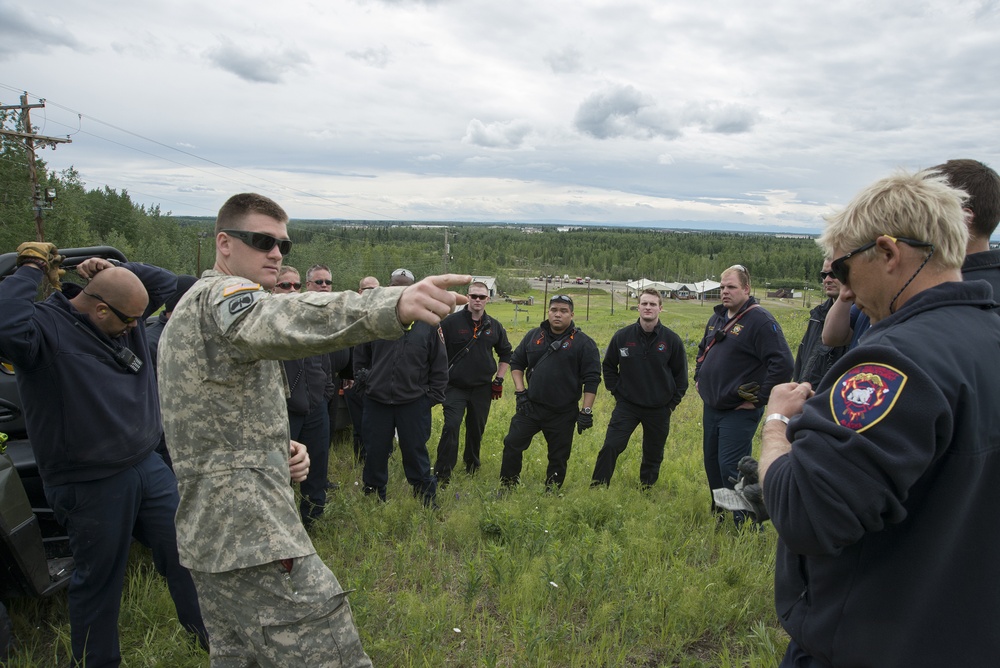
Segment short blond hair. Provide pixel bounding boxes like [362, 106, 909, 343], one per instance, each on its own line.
[819, 169, 968, 270]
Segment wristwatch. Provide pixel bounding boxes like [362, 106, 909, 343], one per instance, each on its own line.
[764, 413, 790, 425]
[581, 407, 593, 415]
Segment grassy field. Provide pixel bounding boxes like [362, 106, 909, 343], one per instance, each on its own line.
[4, 288, 817, 667]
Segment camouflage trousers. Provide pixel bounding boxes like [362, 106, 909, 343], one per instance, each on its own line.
[191, 554, 373, 667]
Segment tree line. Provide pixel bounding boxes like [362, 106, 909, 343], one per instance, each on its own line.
[2, 132, 825, 290]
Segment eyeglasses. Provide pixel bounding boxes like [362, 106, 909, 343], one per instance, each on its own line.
[468, 294, 489, 300]
[222, 229, 292, 256]
[360, 286, 376, 291]
[83, 291, 143, 324]
[309, 279, 333, 286]
[550, 295, 573, 306]
[275, 281, 301, 291]
[830, 236, 934, 284]
[819, 271, 835, 280]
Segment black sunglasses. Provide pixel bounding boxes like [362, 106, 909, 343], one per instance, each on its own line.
[468, 294, 489, 300]
[222, 229, 292, 256]
[550, 295, 574, 306]
[275, 281, 301, 291]
[83, 290, 143, 324]
[309, 279, 333, 286]
[830, 236, 934, 284]
[819, 271, 835, 280]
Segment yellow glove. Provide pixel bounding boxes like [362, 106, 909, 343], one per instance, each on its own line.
[16, 242, 63, 290]
[47, 253, 66, 291]
[16, 241, 57, 268]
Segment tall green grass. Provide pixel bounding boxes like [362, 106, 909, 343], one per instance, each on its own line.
[4, 291, 814, 666]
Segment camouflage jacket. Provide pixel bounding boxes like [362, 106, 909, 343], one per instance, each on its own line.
[158, 270, 405, 572]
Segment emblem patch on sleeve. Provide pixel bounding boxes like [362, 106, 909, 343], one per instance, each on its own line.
[830, 363, 907, 432]
[218, 283, 263, 331]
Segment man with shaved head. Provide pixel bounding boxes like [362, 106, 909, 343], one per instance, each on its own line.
[0, 246, 206, 667]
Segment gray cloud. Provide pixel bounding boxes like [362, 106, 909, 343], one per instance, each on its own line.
[544, 46, 583, 74]
[463, 119, 532, 149]
[0, 5, 83, 58]
[839, 107, 911, 132]
[682, 102, 760, 134]
[205, 37, 311, 84]
[574, 85, 680, 139]
[347, 46, 391, 68]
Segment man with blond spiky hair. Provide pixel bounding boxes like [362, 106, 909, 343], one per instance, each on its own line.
[759, 169, 1000, 666]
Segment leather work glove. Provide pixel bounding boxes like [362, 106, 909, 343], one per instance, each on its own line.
[47, 253, 66, 291]
[576, 410, 594, 434]
[491, 377, 504, 400]
[737, 381, 761, 404]
[16, 242, 64, 290]
[515, 390, 529, 414]
[16, 241, 57, 268]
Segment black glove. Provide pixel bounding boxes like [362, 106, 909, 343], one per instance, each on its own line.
[354, 368, 370, 394]
[515, 390, 529, 414]
[576, 410, 594, 434]
[733, 455, 769, 522]
[491, 377, 504, 400]
[737, 381, 760, 403]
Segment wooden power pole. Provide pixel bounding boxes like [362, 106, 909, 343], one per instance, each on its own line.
[0, 93, 72, 241]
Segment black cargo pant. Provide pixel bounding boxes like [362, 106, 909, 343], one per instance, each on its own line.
[434, 383, 492, 480]
[499, 401, 577, 488]
[591, 397, 671, 487]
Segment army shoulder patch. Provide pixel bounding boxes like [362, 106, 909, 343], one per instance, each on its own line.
[829, 362, 907, 432]
[218, 282, 264, 331]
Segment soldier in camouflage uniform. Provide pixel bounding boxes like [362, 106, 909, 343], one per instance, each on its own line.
[158, 193, 469, 667]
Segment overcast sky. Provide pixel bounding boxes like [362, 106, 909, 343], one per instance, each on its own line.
[3, 0, 999, 233]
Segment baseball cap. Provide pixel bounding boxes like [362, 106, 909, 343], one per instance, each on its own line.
[391, 268, 414, 281]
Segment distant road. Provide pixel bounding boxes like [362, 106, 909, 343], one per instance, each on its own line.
[526, 277, 616, 292]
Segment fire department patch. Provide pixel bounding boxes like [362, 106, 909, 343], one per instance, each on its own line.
[830, 363, 907, 432]
[731, 324, 744, 336]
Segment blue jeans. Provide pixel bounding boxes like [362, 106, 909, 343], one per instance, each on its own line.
[702, 404, 764, 514]
[45, 451, 206, 667]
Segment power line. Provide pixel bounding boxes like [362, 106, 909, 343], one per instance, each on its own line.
[1, 84, 400, 221]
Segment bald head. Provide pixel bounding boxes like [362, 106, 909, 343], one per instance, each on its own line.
[89, 268, 148, 309]
[72, 267, 150, 337]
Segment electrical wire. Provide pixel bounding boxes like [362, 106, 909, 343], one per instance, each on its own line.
[1, 84, 401, 221]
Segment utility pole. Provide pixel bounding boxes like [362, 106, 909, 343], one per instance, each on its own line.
[0, 94, 72, 241]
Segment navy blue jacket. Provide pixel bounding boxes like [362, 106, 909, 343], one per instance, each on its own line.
[511, 320, 601, 412]
[962, 248, 1000, 302]
[603, 319, 687, 410]
[0, 263, 176, 486]
[766, 281, 1000, 667]
[439, 307, 512, 389]
[694, 297, 793, 410]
